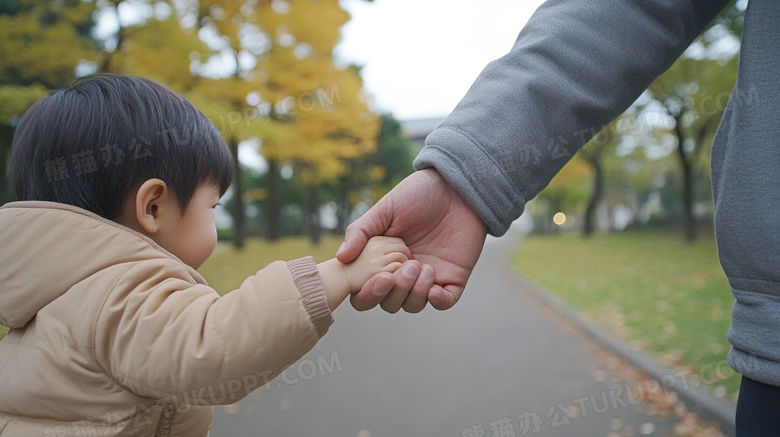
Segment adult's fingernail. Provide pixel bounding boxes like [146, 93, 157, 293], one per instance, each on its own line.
[337, 241, 345, 256]
[401, 263, 420, 278]
[372, 279, 393, 296]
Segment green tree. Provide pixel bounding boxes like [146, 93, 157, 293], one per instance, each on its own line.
[331, 112, 414, 233]
[641, 1, 743, 241]
[646, 56, 737, 241]
[578, 118, 624, 237]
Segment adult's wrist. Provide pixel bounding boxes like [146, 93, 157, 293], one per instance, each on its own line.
[417, 167, 489, 236]
[414, 131, 523, 236]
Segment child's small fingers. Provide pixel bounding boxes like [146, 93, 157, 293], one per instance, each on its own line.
[386, 241, 412, 259]
[385, 251, 409, 266]
[398, 244, 413, 260]
[385, 261, 404, 273]
[394, 238, 411, 254]
[374, 236, 411, 257]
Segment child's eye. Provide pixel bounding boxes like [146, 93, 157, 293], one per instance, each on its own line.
[212, 202, 222, 209]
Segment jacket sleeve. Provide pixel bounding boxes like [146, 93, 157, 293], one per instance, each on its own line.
[413, 0, 730, 236]
[92, 256, 334, 402]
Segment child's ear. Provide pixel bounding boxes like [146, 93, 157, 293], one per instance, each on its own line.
[135, 178, 170, 234]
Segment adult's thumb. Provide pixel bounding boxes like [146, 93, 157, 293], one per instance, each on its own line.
[336, 220, 370, 263]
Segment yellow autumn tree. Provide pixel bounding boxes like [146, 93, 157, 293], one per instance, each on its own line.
[100, 0, 264, 248]
[189, 0, 266, 248]
[75, 0, 380, 245]
[254, 0, 379, 244]
[0, 0, 99, 203]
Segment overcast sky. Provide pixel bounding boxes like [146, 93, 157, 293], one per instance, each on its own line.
[335, 0, 545, 121]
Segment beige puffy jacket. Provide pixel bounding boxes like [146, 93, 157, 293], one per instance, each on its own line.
[0, 201, 334, 436]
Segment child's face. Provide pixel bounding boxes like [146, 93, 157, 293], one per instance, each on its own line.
[155, 183, 221, 269]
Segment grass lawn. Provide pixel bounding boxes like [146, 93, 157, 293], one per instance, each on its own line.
[198, 236, 343, 296]
[510, 231, 739, 400]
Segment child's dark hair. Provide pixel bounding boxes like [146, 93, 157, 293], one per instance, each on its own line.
[9, 74, 233, 219]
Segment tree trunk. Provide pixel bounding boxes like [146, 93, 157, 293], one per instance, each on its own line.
[266, 158, 281, 240]
[229, 137, 246, 249]
[101, 6, 124, 73]
[583, 157, 603, 238]
[306, 185, 321, 246]
[674, 115, 696, 243]
[336, 182, 350, 234]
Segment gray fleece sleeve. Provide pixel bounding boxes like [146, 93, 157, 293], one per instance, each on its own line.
[414, 0, 729, 236]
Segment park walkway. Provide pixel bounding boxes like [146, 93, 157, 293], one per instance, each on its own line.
[210, 230, 679, 436]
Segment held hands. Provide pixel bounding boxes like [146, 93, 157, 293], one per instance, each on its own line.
[337, 168, 488, 313]
[318, 236, 411, 311]
[343, 236, 411, 293]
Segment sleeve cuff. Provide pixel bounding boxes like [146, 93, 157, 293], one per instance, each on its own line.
[286, 256, 334, 338]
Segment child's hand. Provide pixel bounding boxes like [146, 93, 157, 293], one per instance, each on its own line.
[316, 236, 412, 310]
[343, 236, 411, 293]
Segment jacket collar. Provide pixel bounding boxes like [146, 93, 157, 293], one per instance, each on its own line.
[0, 201, 206, 328]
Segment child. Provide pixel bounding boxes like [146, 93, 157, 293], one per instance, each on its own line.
[0, 74, 411, 436]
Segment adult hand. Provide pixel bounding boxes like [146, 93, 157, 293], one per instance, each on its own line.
[336, 168, 488, 313]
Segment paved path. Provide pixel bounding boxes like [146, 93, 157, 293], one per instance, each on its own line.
[211, 231, 677, 436]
